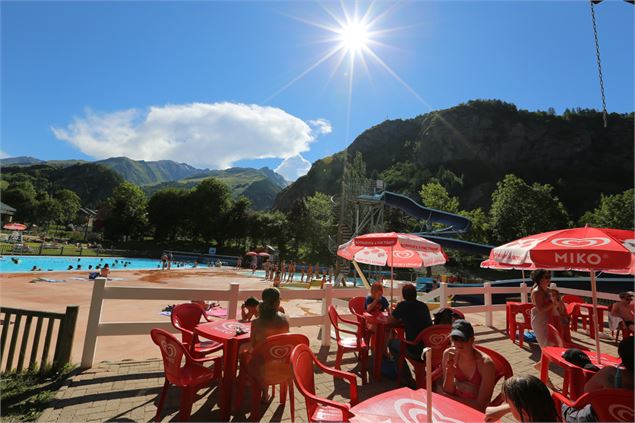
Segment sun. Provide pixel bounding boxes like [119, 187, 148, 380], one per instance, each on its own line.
[338, 21, 371, 53]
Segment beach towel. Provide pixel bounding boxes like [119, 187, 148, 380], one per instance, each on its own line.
[30, 278, 66, 283]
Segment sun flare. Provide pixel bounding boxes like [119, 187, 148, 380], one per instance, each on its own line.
[338, 21, 370, 53]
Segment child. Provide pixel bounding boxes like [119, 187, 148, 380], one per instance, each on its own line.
[550, 288, 571, 342]
[241, 296, 260, 321]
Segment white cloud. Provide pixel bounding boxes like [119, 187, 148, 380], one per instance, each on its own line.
[308, 119, 332, 135]
[0, 150, 9, 159]
[275, 154, 312, 181]
[51, 102, 330, 169]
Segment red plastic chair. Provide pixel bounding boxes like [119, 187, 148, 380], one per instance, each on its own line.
[553, 389, 634, 422]
[474, 345, 513, 407]
[563, 295, 589, 333]
[348, 296, 372, 344]
[328, 305, 369, 384]
[290, 344, 358, 422]
[397, 324, 451, 388]
[171, 303, 223, 359]
[235, 333, 309, 421]
[150, 328, 222, 422]
[509, 303, 533, 348]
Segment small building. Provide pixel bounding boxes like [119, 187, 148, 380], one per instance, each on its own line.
[0, 201, 16, 225]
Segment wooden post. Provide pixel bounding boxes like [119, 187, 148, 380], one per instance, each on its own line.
[322, 283, 333, 346]
[440, 282, 448, 308]
[53, 306, 79, 369]
[484, 282, 492, 326]
[424, 347, 432, 423]
[227, 283, 240, 320]
[81, 277, 106, 368]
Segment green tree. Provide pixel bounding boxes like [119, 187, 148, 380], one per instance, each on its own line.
[490, 174, 570, 243]
[187, 178, 231, 243]
[579, 189, 634, 230]
[55, 189, 81, 224]
[224, 196, 251, 248]
[2, 180, 38, 223]
[286, 199, 310, 255]
[304, 192, 334, 261]
[458, 208, 490, 244]
[148, 188, 189, 241]
[103, 182, 148, 241]
[34, 195, 64, 228]
[419, 182, 460, 213]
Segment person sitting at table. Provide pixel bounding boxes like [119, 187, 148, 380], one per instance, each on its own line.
[249, 287, 289, 349]
[485, 375, 560, 422]
[365, 281, 389, 313]
[441, 319, 497, 412]
[387, 283, 433, 385]
[609, 291, 634, 333]
[241, 296, 260, 321]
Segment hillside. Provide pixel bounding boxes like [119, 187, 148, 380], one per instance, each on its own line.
[143, 167, 288, 210]
[94, 157, 203, 185]
[274, 100, 634, 219]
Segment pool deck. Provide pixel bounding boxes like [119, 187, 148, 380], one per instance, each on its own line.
[36, 313, 619, 422]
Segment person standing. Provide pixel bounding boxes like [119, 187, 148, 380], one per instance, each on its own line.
[530, 269, 554, 350]
[167, 252, 173, 270]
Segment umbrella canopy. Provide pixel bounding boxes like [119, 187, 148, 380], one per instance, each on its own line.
[245, 251, 258, 256]
[489, 227, 634, 272]
[480, 258, 536, 271]
[337, 232, 447, 268]
[3, 223, 27, 231]
[489, 226, 635, 364]
[258, 252, 270, 257]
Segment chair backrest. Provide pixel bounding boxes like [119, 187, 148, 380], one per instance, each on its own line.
[348, 297, 366, 318]
[571, 389, 634, 422]
[171, 303, 205, 345]
[250, 333, 310, 385]
[474, 344, 513, 406]
[290, 344, 320, 418]
[562, 295, 584, 304]
[328, 305, 349, 342]
[414, 324, 451, 365]
[546, 323, 565, 347]
[510, 303, 533, 323]
[150, 328, 188, 385]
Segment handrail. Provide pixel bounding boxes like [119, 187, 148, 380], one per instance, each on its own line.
[81, 278, 367, 368]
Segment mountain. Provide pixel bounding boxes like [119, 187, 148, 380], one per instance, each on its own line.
[0, 156, 44, 166]
[143, 167, 288, 210]
[274, 100, 634, 219]
[93, 157, 203, 185]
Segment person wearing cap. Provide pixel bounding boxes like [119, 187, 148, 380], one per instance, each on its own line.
[441, 319, 497, 412]
[609, 292, 634, 333]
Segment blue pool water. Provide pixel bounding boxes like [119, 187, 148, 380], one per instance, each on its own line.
[0, 255, 211, 273]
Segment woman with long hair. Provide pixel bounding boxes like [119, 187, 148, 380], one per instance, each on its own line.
[530, 269, 554, 351]
[485, 375, 560, 422]
[249, 287, 289, 348]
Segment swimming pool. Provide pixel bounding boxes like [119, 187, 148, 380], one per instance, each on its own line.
[0, 255, 211, 273]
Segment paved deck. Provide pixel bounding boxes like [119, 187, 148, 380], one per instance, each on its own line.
[38, 311, 619, 422]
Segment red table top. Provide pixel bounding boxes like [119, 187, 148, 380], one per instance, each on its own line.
[195, 319, 251, 342]
[542, 346, 620, 367]
[349, 387, 485, 423]
[363, 311, 389, 324]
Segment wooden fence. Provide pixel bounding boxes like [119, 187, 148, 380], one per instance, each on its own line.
[0, 305, 79, 374]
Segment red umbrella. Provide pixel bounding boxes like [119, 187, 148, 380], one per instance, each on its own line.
[258, 252, 270, 257]
[338, 232, 447, 302]
[3, 223, 27, 231]
[245, 251, 258, 256]
[489, 226, 635, 362]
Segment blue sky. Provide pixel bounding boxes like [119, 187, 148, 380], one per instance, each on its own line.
[1, 0, 633, 180]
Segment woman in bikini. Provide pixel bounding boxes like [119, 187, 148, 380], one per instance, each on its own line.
[441, 319, 497, 412]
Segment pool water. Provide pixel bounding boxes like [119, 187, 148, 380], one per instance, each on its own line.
[0, 255, 211, 273]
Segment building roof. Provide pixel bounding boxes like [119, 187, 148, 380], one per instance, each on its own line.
[0, 201, 16, 215]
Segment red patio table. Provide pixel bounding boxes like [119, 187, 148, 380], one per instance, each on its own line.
[349, 386, 486, 423]
[571, 303, 609, 339]
[539, 345, 620, 400]
[362, 311, 390, 381]
[195, 319, 251, 420]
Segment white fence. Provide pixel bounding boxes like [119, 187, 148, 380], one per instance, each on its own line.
[81, 278, 367, 368]
[80, 276, 631, 368]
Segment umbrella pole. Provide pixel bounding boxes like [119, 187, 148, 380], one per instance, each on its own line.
[590, 271, 602, 365]
[521, 270, 526, 284]
[390, 246, 394, 306]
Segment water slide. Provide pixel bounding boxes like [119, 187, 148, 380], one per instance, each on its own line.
[360, 191, 493, 255]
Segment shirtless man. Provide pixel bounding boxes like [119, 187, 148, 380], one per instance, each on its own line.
[611, 291, 634, 332]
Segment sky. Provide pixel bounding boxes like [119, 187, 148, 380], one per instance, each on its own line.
[1, 0, 633, 181]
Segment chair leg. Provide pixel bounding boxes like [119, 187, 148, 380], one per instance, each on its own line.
[518, 328, 524, 348]
[396, 354, 404, 385]
[289, 380, 295, 423]
[335, 347, 344, 369]
[249, 382, 262, 422]
[155, 379, 170, 422]
[280, 382, 287, 404]
[360, 350, 368, 385]
[178, 386, 195, 422]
